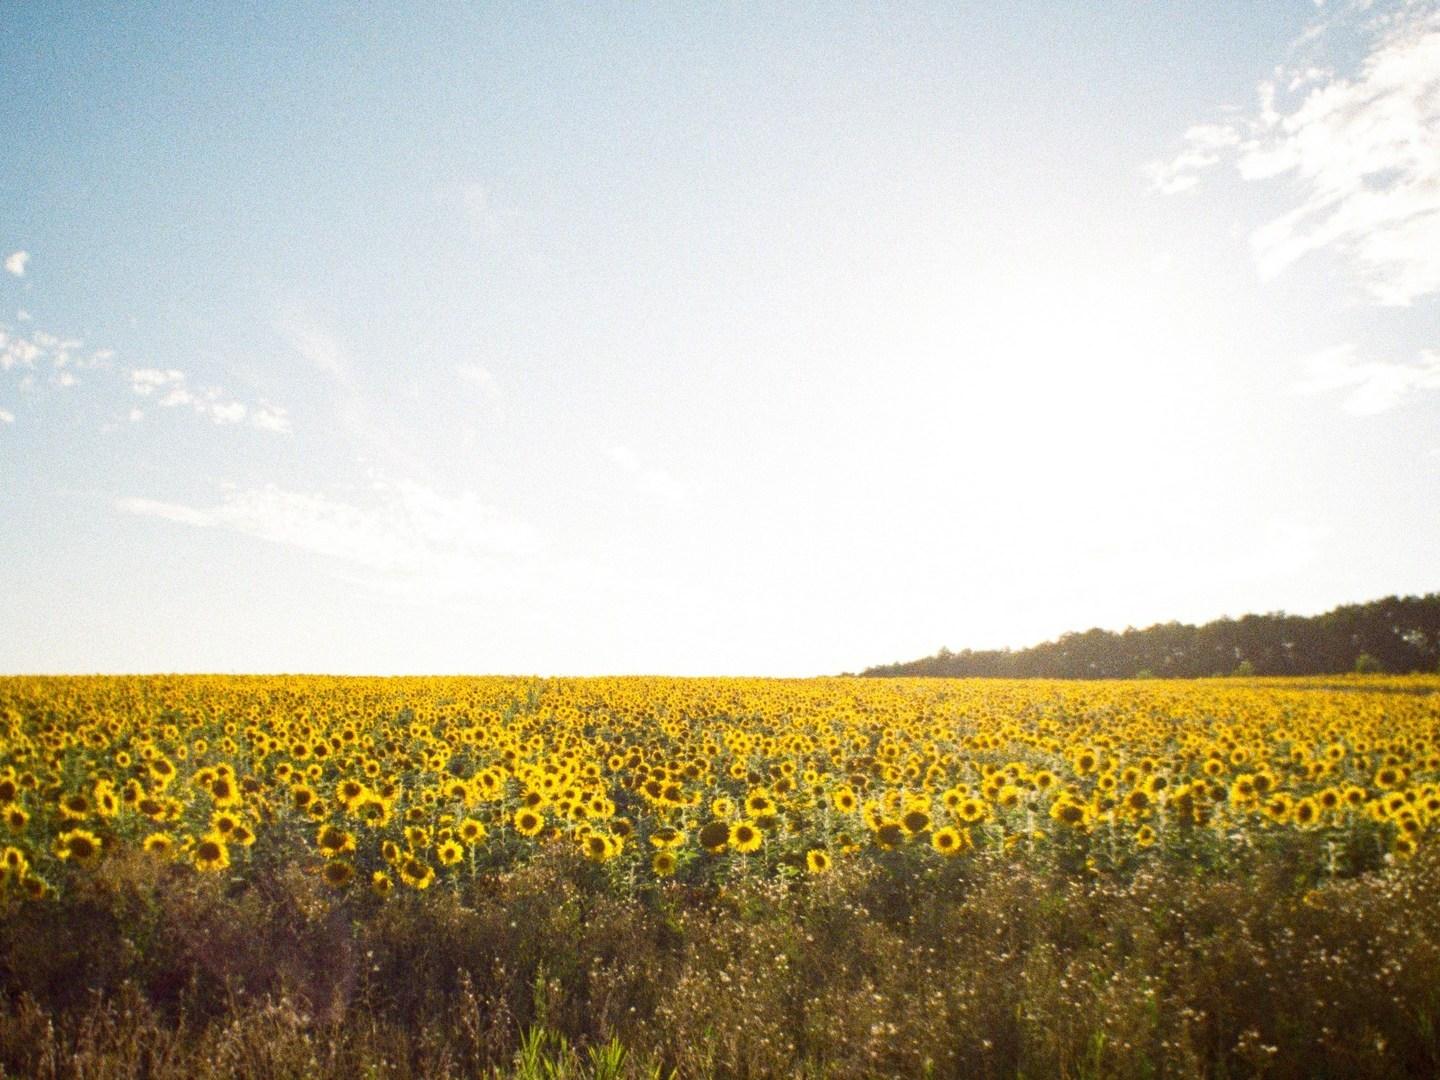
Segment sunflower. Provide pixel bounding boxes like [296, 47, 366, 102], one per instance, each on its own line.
[142, 832, 176, 857]
[54, 828, 103, 865]
[805, 848, 832, 873]
[648, 825, 685, 850]
[1375, 765, 1404, 790]
[209, 775, 242, 808]
[94, 781, 120, 818]
[316, 824, 356, 858]
[1292, 797, 1320, 829]
[148, 757, 177, 789]
[1124, 789, 1152, 817]
[399, 856, 435, 890]
[0, 845, 29, 881]
[729, 820, 763, 854]
[745, 788, 778, 820]
[1134, 824, 1157, 848]
[458, 817, 487, 844]
[698, 820, 730, 853]
[652, 850, 678, 876]
[514, 808, 545, 837]
[4, 805, 28, 832]
[193, 834, 230, 873]
[1262, 793, 1293, 824]
[322, 860, 355, 887]
[436, 838, 464, 866]
[355, 796, 392, 828]
[336, 778, 368, 810]
[901, 809, 931, 836]
[370, 870, 394, 897]
[931, 826, 969, 857]
[1049, 798, 1089, 828]
[874, 822, 905, 849]
[957, 798, 987, 824]
[582, 832, 616, 862]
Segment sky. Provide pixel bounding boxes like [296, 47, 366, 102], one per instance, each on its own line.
[2, 1, 1438, 676]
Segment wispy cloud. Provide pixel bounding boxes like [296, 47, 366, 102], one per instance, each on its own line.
[1295, 343, 1440, 413]
[127, 367, 290, 431]
[3, 251, 27, 277]
[279, 318, 431, 474]
[1149, 3, 1440, 305]
[117, 480, 543, 597]
[1144, 123, 1242, 194]
[0, 407, 13, 424]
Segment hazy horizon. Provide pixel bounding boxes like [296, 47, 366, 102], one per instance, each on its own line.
[3, 2, 1438, 676]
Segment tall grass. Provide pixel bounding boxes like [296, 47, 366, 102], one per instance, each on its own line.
[4, 840, 1439, 1078]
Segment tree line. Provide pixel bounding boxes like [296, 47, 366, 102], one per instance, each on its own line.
[859, 594, 1440, 679]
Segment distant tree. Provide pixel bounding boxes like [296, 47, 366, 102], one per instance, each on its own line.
[857, 593, 1440, 680]
[1355, 652, 1384, 674]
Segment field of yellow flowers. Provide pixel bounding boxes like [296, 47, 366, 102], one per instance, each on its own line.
[3, 674, 1440, 1078]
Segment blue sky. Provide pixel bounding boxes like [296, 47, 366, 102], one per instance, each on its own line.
[3, 1, 1438, 675]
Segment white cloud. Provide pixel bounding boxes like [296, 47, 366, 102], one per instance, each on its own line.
[1295, 342, 1440, 412]
[114, 497, 215, 527]
[606, 445, 688, 503]
[456, 362, 501, 398]
[1149, 3, 1440, 304]
[0, 407, 13, 424]
[1, 329, 42, 370]
[116, 480, 543, 596]
[250, 403, 290, 432]
[1144, 123, 1242, 194]
[129, 368, 186, 395]
[128, 367, 289, 431]
[285, 323, 346, 376]
[159, 386, 194, 408]
[1, 324, 103, 373]
[209, 400, 247, 424]
[4, 251, 28, 277]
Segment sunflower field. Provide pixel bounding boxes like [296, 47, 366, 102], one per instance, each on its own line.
[3, 674, 1440, 1078]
